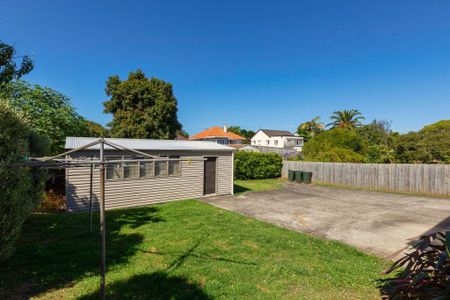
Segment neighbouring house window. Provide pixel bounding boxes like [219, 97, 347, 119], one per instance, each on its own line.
[140, 161, 154, 178]
[274, 140, 278, 146]
[168, 156, 181, 176]
[266, 140, 270, 145]
[155, 159, 168, 176]
[106, 163, 122, 180]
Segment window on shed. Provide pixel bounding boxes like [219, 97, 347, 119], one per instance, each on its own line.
[106, 163, 122, 180]
[168, 156, 181, 176]
[140, 161, 154, 178]
[124, 162, 139, 179]
[155, 158, 168, 176]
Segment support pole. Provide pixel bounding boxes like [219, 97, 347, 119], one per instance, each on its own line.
[89, 159, 93, 233]
[99, 138, 106, 300]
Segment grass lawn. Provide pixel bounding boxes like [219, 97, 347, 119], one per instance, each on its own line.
[0, 200, 387, 299]
[234, 177, 286, 194]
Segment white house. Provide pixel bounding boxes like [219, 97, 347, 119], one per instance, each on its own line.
[250, 129, 304, 151]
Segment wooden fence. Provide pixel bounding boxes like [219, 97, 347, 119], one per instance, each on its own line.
[282, 161, 450, 196]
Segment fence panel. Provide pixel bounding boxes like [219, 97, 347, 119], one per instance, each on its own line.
[282, 161, 450, 196]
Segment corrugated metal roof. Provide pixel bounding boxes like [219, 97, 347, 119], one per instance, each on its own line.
[65, 137, 235, 151]
[258, 129, 295, 137]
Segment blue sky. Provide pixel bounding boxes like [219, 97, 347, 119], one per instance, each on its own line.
[1, 0, 449, 134]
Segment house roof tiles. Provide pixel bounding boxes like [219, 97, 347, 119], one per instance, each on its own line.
[190, 126, 245, 140]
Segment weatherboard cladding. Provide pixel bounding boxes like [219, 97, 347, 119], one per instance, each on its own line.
[65, 150, 233, 212]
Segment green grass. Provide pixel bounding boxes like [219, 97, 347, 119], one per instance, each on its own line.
[234, 178, 286, 194]
[0, 200, 388, 299]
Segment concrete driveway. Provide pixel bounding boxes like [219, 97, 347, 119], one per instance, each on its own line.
[203, 183, 450, 257]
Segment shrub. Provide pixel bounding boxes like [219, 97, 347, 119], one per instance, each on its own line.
[0, 101, 48, 260]
[395, 120, 450, 164]
[308, 148, 367, 163]
[282, 150, 303, 161]
[234, 151, 282, 180]
[303, 128, 368, 162]
[380, 231, 450, 299]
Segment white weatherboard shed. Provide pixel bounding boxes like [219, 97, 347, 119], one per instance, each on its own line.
[65, 137, 235, 212]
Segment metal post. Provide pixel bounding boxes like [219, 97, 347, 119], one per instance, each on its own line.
[89, 159, 93, 233]
[99, 139, 106, 300]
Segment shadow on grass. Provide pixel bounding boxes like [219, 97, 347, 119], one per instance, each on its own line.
[78, 271, 212, 300]
[233, 184, 251, 194]
[144, 234, 257, 273]
[0, 206, 164, 299]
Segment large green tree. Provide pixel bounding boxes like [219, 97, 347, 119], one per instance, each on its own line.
[0, 81, 89, 154]
[103, 70, 182, 139]
[85, 120, 109, 137]
[395, 120, 450, 163]
[228, 126, 255, 142]
[357, 120, 397, 163]
[327, 109, 365, 130]
[303, 128, 368, 162]
[0, 41, 33, 84]
[296, 116, 324, 140]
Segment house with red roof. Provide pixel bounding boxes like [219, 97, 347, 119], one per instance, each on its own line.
[190, 125, 246, 146]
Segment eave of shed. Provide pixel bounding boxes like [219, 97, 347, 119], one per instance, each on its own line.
[65, 137, 235, 151]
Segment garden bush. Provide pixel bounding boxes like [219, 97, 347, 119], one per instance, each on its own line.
[0, 101, 48, 260]
[234, 151, 282, 180]
[303, 128, 368, 162]
[380, 231, 450, 298]
[308, 148, 367, 163]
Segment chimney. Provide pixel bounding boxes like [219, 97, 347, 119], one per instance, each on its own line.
[223, 124, 228, 132]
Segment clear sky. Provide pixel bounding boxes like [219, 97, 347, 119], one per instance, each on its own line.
[1, 0, 449, 134]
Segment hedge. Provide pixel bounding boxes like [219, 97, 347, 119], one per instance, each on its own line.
[0, 101, 48, 260]
[234, 151, 282, 180]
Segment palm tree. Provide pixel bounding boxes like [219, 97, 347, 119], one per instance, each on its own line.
[297, 116, 324, 140]
[327, 109, 365, 129]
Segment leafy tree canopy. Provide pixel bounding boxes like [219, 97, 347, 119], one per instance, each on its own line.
[176, 129, 189, 138]
[395, 120, 450, 163]
[297, 116, 324, 140]
[85, 120, 109, 137]
[103, 69, 182, 139]
[0, 41, 33, 84]
[0, 81, 89, 154]
[357, 120, 397, 163]
[327, 109, 365, 130]
[303, 128, 368, 162]
[228, 126, 255, 142]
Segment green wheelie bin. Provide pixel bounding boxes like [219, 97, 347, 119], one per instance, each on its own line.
[295, 171, 303, 183]
[303, 171, 313, 184]
[288, 170, 295, 182]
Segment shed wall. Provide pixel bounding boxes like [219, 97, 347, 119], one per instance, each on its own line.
[65, 150, 233, 212]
